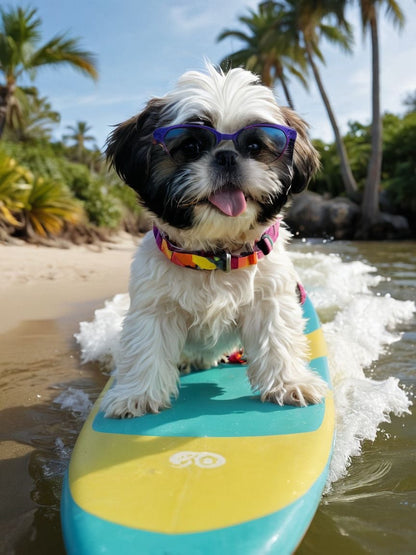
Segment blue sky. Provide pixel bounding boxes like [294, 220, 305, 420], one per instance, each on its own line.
[6, 0, 416, 148]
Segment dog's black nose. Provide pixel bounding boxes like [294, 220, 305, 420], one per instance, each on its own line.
[215, 150, 238, 169]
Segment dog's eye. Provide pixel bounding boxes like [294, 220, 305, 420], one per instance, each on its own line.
[181, 139, 203, 160]
[238, 129, 267, 159]
[164, 127, 216, 164]
[245, 141, 262, 156]
[238, 126, 286, 161]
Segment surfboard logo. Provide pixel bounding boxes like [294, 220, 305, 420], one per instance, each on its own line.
[169, 451, 226, 469]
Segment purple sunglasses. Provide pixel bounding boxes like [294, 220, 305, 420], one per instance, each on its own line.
[152, 123, 297, 164]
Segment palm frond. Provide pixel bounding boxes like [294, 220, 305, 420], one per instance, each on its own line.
[383, 0, 405, 28]
[217, 29, 252, 44]
[319, 23, 354, 53]
[0, 6, 41, 44]
[29, 33, 98, 80]
[217, 1, 309, 100]
[23, 177, 84, 237]
[284, 64, 309, 90]
[0, 149, 31, 226]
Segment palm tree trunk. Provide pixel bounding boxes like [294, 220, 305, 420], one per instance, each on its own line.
[361, 12, 382, 229]
[280, 75, 295, 109]
[0, 82, 16, 139]
[0, 86, 9, 138]
[305, 41, 358, 197]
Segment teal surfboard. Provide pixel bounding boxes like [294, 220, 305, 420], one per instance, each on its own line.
[61, 295, 334, 554]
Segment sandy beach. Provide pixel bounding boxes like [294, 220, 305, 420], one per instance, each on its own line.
[0, 234, 139, 334]
[0, 234, 139, 553]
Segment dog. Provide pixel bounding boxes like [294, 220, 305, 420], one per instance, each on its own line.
[102, 63, 327, 418]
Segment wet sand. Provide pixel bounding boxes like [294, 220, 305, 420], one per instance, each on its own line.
[0, 235, 138, 554]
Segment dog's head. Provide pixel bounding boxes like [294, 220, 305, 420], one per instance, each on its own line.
[106, 64, 319, 249]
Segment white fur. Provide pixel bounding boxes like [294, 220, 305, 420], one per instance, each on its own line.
[102, 65, 327, 418]
[102, 228, 327, 418]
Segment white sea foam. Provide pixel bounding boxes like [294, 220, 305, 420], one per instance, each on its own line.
[54, 387, 93, 417]
[75, 293, 130, 369]
[292, 250, 414, 487]
[74, 250, 414, 486]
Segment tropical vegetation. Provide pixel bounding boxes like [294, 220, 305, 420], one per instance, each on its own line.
[0, 5, 144, 244]
[0, 139, 144, 243]
[63, 121, 97, 164]
[312, 108, 416, 232]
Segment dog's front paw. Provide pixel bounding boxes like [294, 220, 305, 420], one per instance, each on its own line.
[101, 386, 171, 418]
[262, 373, 328, 407]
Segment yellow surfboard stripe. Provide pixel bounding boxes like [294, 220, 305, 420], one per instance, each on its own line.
[306, 327, 327, 359]
[69, 394, 334, 533]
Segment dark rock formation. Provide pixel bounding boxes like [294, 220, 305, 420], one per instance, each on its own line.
[286, 192, 360, 239]
[286, 191, 410, 240]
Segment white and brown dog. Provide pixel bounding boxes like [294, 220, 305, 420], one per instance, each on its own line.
[102, 63, 327, 418]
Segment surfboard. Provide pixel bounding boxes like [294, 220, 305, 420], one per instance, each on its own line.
[61, 294, 334, 554]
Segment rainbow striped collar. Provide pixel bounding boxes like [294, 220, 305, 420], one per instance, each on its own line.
[153, 221, 280, 272]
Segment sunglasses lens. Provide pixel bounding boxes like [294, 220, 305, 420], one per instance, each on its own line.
[237, 126, 288, 162]
[163, 127, 216, 163]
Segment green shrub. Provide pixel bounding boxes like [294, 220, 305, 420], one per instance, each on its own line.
[21, 176, 84, 237]
[79, 178, 123, 229]
[383, 112, 416, 224]
[2, 140, 125, 229]
[0, 148, 31, 228]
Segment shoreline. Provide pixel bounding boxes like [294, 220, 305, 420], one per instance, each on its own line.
[0, 233, 139, 334]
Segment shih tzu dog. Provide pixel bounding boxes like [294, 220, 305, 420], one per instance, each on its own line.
[102, 63, 327, 418]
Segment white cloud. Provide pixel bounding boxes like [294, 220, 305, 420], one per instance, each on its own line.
[170, 6, 216, 33]
[54, 93, 145, 110]
[169, 1, 260, 34]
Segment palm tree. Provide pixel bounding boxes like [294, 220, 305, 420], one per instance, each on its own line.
[278, 0, 359, 197]
[4, 88, 60, 141]
[218, 1, 309, 109]
[354, 0, 405, 231]
[218, 1, 358, 197]
[63, 121, 96, 163]
[403, 90, 416, 114]
[0, 6, 98, 138]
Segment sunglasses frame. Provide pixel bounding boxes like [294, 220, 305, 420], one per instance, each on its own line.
[152, 123, 297, 162]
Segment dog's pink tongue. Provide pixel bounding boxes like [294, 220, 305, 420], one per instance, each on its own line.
[208, 189, 247, 217]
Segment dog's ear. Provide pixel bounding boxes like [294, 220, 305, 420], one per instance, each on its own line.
[280, 106, 320, 194]
[105, 98, 165, 192]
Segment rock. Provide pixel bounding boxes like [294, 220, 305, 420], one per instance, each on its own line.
[357, 212, 411, 240]
[286, 192, 360, 239]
